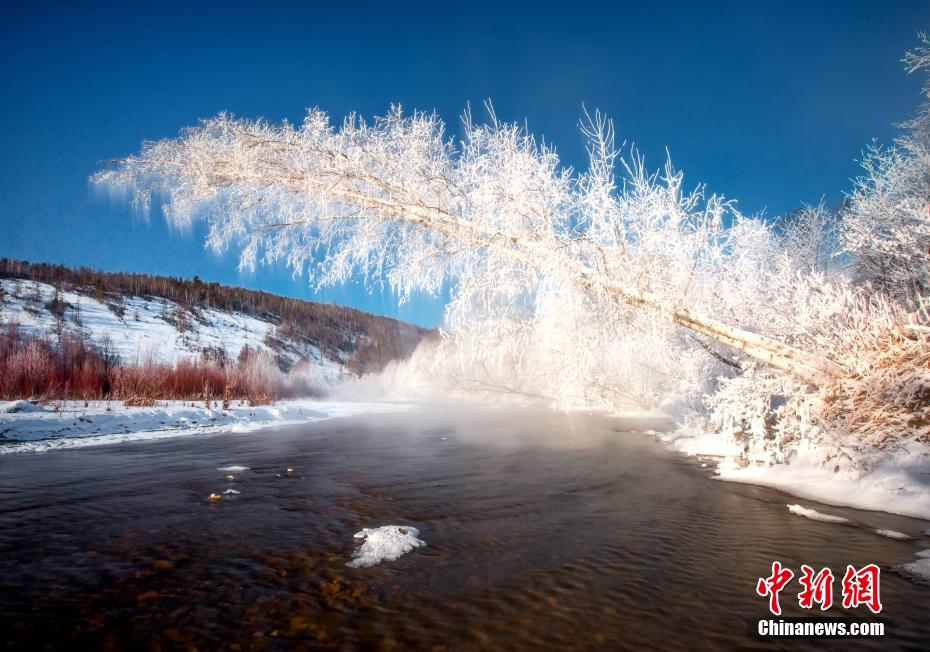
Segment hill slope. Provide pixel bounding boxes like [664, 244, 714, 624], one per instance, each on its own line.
[0, 259, 429, 380]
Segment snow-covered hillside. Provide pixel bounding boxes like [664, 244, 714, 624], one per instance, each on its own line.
[1, 278, 339, 380]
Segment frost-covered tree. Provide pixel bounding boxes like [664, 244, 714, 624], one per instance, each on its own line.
[775, 202, 841, 275]
[93, 107, 842, 385]
[843, 33, 930, 304]
[94, 37, 930, 468]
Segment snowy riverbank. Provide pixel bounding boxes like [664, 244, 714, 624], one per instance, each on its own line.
[0, 398, 411, 453]
[657, 424, 930, 521]
[716, 444, 930, 522]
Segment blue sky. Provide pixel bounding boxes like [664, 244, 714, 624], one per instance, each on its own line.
[1, 1, 927, 327]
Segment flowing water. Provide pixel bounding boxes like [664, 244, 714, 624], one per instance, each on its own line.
[1, 406, 928, 650]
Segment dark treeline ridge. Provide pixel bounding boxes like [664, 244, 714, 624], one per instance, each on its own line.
[0, 258, 431, 374]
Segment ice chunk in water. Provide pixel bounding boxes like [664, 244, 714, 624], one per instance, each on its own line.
[347, 525, 426, 568]
[875, 528, 910, 540]
[217, 465, 249, 472]
[787, 504, 848, 524]
[898, 558, 930, 584]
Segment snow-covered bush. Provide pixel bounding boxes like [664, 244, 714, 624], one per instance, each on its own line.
[229, 346, 281, 401]
[1, 338, 55, 399]
[819, 303, 930, 452]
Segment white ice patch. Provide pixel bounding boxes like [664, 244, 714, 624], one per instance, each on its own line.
[0, 400, 44, 414]
[218, 465, 249, 472]
[898, 558, 930, 583]
[347, 525, 426, 568]
[787, 504, 849, 524]
[915, 550, 930, 559]
[875, 528, 911, 540]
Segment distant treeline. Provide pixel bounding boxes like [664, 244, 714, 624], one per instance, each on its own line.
[0, 258, 431, 374]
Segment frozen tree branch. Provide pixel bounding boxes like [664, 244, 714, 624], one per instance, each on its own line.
[93, 106, 846, 385]
[842, 33, 930, 304]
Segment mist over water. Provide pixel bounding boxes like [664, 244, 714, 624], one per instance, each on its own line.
[1, 406, 927, 649]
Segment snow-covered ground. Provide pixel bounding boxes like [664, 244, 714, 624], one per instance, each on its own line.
[0, 279, 342, 377]
[654, 422, 930, 521]
[715, 445, 930, 522]
[0, 398, 410, 453]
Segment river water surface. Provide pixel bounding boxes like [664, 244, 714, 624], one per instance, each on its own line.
[1, 407, 928, 650]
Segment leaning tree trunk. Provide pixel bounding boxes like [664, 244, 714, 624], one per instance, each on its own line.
[111, 153, 849, 386]
[319, 189, 848, 386]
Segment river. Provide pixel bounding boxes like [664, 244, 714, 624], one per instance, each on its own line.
[1, 406, 927, 650]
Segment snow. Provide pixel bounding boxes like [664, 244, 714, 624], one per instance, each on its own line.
[897, 558, 930, 584]
[875, 529, 911, 540]
[915, 550, 930, 558]
[0, 279, 343, 379]
[659, 425, 744, 458]
[787, 504, 849, 524]
[0, 400, 45, 414]
[716, 441, 930, 521]
[657, 423, 930, 521]
[0, 399, 411, 453]
[347, 525, 426, 568]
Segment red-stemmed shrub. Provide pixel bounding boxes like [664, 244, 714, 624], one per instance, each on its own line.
[0, 326, 299, 402]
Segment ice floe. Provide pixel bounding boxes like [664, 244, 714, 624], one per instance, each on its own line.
[787, 504, 849, 524]
[347, 525, 426, 568]
[875, 528, 911, 540]
[898, 558, 930, 583]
